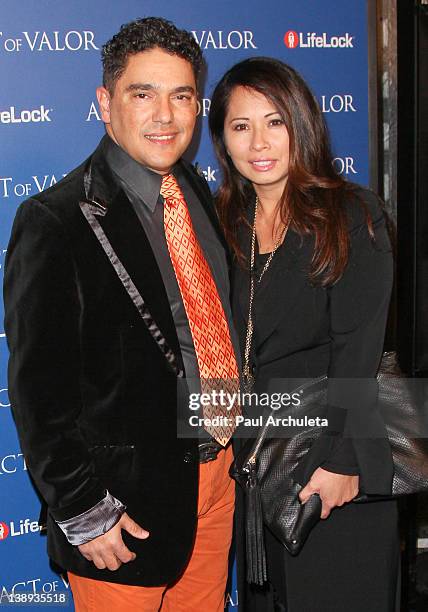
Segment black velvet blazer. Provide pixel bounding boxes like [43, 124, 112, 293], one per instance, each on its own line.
[3, 138, 225, 586]
[231, 186, 394, 494]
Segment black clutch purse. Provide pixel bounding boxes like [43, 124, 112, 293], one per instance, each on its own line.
[231, 352, 428, 585]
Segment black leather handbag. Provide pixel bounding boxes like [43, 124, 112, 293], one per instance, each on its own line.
[231, 352, 428, 585]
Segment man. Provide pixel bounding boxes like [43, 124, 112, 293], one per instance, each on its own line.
[4, 17, 240, 612]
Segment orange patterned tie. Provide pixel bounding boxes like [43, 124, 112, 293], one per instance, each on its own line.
[161, 173, 240, 446]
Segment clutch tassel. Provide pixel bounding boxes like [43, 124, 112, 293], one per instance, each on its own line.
[245, 465, 267, 585]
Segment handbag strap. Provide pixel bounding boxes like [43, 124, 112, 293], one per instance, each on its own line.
[79, 162, 183, 378]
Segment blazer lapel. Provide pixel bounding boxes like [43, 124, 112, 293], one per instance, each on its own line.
[86, 141, 182, 365]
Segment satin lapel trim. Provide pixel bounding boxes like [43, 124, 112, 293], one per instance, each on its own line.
[79, 199, 183, 377]
[84, 150, 183, 367]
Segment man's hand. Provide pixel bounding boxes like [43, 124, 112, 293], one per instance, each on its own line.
[78, 512, 149, 571]
[299, 467, 359, 519]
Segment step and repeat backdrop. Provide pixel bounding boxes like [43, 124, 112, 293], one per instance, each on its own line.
[0, 1, 370, 609]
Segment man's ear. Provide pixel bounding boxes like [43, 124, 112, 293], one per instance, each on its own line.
[96, 86, 111, 124]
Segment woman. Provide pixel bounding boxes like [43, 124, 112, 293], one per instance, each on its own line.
[209, 58, 399, 612]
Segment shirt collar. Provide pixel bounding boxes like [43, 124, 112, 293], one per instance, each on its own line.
[103, 134, 181, 213]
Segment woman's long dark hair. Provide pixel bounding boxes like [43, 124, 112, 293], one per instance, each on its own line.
[209, 57, 372, 285]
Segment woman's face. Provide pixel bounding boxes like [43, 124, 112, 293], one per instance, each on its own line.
[223, 86, 290, 198]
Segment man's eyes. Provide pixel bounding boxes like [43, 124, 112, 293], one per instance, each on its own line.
[133, 93, 193, 103]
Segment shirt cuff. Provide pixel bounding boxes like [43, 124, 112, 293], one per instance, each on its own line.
[56, 490, 126, 545]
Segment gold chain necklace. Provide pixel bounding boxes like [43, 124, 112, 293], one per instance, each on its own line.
[242, 197, 289, 392]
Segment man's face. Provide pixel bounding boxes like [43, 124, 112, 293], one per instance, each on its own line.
[97, 47, 198, 174]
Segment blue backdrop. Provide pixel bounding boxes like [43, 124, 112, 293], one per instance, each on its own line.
[0, 1, 370, 608]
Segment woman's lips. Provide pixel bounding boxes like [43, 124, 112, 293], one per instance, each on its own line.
[249, 159, 276, 172]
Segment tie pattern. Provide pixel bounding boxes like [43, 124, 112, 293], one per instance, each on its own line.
[161, 173, 240, 445]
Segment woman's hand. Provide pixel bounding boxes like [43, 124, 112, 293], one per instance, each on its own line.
[299, 467, 359, 519]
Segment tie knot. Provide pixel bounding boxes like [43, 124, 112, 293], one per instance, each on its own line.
[160, 174, 184, 205]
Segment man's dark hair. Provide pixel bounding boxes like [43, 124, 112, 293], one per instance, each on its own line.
[102, 17, 203, 93]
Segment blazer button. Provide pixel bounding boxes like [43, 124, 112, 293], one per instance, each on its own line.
[251, 364, 257, 375]
[183, 451, 193, 463]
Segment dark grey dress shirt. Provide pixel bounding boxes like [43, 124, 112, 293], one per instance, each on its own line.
[104, 134, 240, 379]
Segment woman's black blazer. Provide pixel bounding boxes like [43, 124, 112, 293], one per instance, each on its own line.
[231, 186, 394, 494]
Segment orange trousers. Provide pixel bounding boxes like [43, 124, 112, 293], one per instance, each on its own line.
[68, 445, 235, 612]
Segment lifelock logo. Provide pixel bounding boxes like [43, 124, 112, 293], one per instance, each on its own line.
[284, 30, 354, 49]
[0, 518, 42, 540]
[0, 105, 52, 124]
